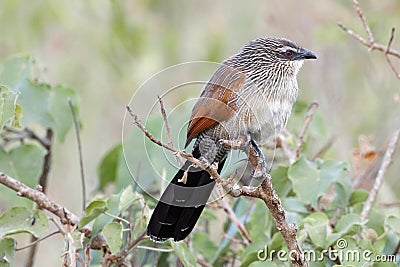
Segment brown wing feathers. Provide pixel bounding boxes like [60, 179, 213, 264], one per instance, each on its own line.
[186, 64, 245, 146]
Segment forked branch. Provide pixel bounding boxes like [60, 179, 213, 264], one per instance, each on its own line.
[338, 0, 400, 79]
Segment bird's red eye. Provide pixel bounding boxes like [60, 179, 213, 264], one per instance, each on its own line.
[285, 50, 293, 57]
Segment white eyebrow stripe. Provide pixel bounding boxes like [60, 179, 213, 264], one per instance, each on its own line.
[276, 46, 297, 53]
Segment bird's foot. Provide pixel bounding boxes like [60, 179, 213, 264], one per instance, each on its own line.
[219, 134, 250, 151]
[251, 160, 267, 179]
[249, 139, 268, 179]
[198, 156, 211, 168]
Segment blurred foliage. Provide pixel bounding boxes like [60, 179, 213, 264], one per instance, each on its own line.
[0, 0, 400, 266]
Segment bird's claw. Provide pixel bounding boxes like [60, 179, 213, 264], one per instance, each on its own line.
[198, 156, 211, 168]
[251, 161, 267, 179]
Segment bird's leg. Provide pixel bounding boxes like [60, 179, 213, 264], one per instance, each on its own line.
[249, 139, 267, 178]
[220, 134, 267, 178]
[198, 137, 219, 168]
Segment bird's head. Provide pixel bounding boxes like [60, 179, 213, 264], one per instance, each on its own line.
[237, 37, 317, 79]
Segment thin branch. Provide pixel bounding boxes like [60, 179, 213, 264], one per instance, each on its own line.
[0, 172, 90, 236]
[338, 1, 400, 79]
[1, 126, 51, 149]
[379, 201, 400, 208]
[158, 95, 173, 149]
[338, 23, 400, 58]
[158, 95, 182, 166]
[352, 0, 374, 45]
[385, 28, 400, 79]
[295, 102, 319, 159]
[27, 128, 53, 267]
[16, 231, 61, 251]
[311, 137, 335, 161]
[68, 98, 86, 213]
[393, 240, 400, 256]
[126, 106, 308, 267]
[104, 230, 147, 266]
[360, 128, 400, 221]
[37, 129, 53, 192]
[208, 198, 252, 244]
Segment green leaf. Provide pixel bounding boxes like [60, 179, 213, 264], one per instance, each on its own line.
[240, 251, 261, 267]
[0, 143, 46, 208]
[79, 200, 108, 228]
[0, 56, 77, 142]
[92, 193, 121, 237]
[102, 222, 122, 254]
[192, 232, 218, 262]
[249, 199, 270, 242]
[97, 144, 122, 190]
[48, 85, 78, 142]
[119, 185, 141, 212]
[385, 216, 400, 236]
[0, 86, 18, 130]
[349, 189, 369, 206]
[301, 213, 329, 248]
[0, 207, 48, 238]
[0, 144, 46, 187]
[0, 238, 15, 267]
[334, 213, 362, 234]
[270, 166, 291, 197]
[15, 79, 53, 128]
[169, 241, 198, 267]
[326, 213, 363, 246]
[0, 55, 34, 89]
[288, 157, 350, 209]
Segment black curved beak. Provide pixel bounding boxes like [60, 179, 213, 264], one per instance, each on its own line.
[297, 47, 317, 60]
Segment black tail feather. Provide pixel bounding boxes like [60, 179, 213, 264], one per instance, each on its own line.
[147, 148, 226, 242]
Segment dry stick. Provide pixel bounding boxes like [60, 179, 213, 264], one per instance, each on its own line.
[125, 106, 308, 267]
[311, 137, 335, 161]
[68, 98, 87, 213]
[158, 95, 182, 166]
[16, 231, 61, 251]
[208, 199, 252, 244]
[104, 231, 147, 266]
[379, 201, 400, 208]
[393, 240, 400, 256]
[0, 172, 91, 236]
[158, 95, 173, 148]
[337, 23, 400, 58]
[26, 128, 53, 267]
[385, 28, 400, 79]
[352, 0, 374, 45]
[338, 1, 400, 79]
[295, 102, 319, 159]
[360, 128, 400, 221]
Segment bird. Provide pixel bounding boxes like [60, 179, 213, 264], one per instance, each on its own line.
[147, 37, 317, 242]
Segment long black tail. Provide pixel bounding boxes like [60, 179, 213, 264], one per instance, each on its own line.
[147, 147, 225, 242]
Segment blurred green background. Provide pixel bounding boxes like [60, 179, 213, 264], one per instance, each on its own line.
[1, 0, 399, 266]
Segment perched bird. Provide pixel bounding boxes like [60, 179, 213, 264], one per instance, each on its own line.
[147, 37, 316, 242]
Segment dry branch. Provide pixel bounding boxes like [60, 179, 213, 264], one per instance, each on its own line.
[295, 102, 319, 159]
[338, 0, 400, 79]
[360, 128, 400, 221]
[208, 198, 252, 244]
[0, 172, 90, 236]
[68, 98, 87, 214]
